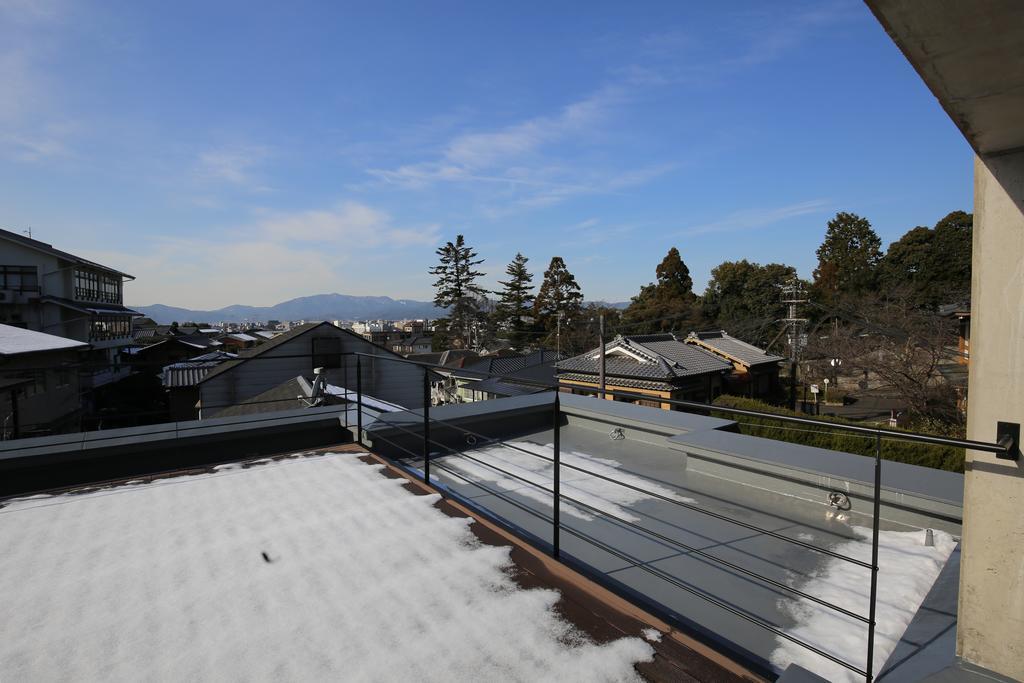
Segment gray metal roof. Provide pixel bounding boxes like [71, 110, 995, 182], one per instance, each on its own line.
[468, 376, 547, 398]
[686, 330, 784, 367]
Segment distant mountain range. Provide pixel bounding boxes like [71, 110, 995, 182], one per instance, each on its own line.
[132, 294, 445, 324]
[131, 293, 630, 324]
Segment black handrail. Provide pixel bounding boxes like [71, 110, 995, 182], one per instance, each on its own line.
[342, 350, 1008, 456]
[350, 367, 889, 680]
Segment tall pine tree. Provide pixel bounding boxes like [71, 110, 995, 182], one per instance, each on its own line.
[429, 235, 485, 349]
[534, 256, 584, 348]
[621, 247, 701, 334]
[494, 252, 535, 350]
[812, 212, 882, 302]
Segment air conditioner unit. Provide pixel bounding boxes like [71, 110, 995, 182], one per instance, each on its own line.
[0, 290, 11, 302]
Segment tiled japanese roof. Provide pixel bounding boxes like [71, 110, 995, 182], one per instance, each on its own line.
[556, 372, 676, 392]
[456, 350, 563, 379]
[556, 335, 731, 380]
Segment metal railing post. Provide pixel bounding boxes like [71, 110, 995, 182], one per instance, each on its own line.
[423, 368, 430, 483]
[866, 431, 882, 682]
[553, 390, 561, 558]
[356, 355, 363, 446]
[342, 354, 349, 429]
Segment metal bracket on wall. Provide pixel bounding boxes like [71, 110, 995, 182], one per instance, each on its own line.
[996, 422, 1020, 461]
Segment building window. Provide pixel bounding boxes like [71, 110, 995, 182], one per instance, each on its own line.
[0, 266, 39, 292]
[74, 269, 122, 303]
[90, 315, 131, 341]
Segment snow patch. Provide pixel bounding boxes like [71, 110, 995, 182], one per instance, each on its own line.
[0, 454, 654, 681]
[443, 440, 695, 523]
[771, 527, 956, 682]
[642, 628, 663, 642]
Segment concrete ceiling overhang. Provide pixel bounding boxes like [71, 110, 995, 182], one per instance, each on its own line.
[866, 0, 1024, 157]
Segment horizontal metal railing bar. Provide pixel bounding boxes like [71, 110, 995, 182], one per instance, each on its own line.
[376, 409, 554, 463]
[429, 459, 555, 526]
[16, 348, 1001, 454]
[363, 429, 429, 463]
[368, 404, 872, 592]
[557, 519, 867, 677]
[555, 488, 870, 622]
[367, 402, 873, 569]
[361, 403, 869, 677]
[397, 450, 849, 679]
[344, 351, 1006, 455]
[552, 458, 874, 569]
[361, 414, 555, 497]
[369, 404, 870, 616]
[592, 386, 997, 453]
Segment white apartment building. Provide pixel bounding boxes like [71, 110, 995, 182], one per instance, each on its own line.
[0, 228, 141, 386]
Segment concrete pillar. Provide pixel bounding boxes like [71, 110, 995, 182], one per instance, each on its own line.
[958, 152, 1024, 678]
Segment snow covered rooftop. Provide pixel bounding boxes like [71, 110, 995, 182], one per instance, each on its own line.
[0, 324, 87, 356]
[0, 452, 659, 681]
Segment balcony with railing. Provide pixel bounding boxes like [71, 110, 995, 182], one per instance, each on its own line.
[0, 350, 1013, 682]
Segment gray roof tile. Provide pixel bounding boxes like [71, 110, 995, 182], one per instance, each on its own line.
[556, 335, 731, 381]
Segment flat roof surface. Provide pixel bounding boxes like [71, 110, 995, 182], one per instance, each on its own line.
[412, 422, 957, 681]
[0, 323, 87, 355]
[0, 446, 747, 682]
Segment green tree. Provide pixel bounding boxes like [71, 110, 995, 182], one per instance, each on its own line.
[702, 260, 799, 345]
[877, 211, 972, 308]
[812, 212, 882, 301]
[621, 247, 700, 334]
[493, 252, 536, 350]
[534, 256, 584, 346]
[428, 235, 486, 349]
[929, 210, 972, 302]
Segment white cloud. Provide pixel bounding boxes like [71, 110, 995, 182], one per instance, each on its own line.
[74, 201, 439, 308]
[195, 145, 271, 189]
[363, 85, 672, 211]
[82, 239, 341, 310]
[259, 201, 439, 247]
[678, 199, 831, 236]
[443, 86, 621, 169]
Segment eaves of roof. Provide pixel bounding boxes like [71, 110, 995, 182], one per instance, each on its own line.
[0, 228, 135, 279]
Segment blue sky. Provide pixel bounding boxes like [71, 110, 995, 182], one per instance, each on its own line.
[0, 0, 973, 309]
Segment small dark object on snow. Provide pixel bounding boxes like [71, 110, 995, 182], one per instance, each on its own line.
[261, 551, 272, 563]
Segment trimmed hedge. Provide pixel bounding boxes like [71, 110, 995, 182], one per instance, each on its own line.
[710, 395, 965, 473]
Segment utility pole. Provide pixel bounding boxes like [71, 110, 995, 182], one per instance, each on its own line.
[598, 314, 606, 399]
[781, 279, 807, 411]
